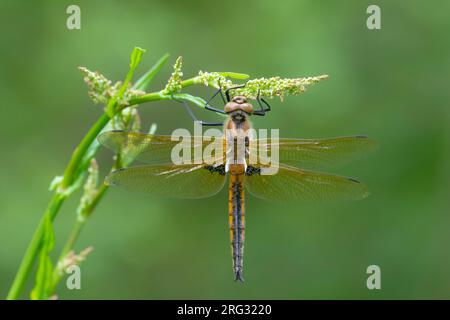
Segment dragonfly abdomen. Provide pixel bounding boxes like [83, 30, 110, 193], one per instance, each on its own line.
[228, 173, 245, 282]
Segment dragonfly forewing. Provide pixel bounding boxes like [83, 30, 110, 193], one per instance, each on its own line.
[98, 130, 226, 165]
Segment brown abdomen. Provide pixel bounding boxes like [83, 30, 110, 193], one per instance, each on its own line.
[228, 171, 245, 282]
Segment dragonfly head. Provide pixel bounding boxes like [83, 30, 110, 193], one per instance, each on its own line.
[224, 95, 253, 123]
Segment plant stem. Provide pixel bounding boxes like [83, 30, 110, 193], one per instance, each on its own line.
[7, 79, 207, 300]
[180, 78, 199, 88]
[61, 114, 110, 188]
[60, 183, 109, 260]
[60, 219, 84, 261]
[50, 183, 108, 293]
[6, 193, 64, 300]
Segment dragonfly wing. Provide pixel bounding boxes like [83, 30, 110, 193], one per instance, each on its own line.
[98, 130, 226, 165]
[106, 163, 227, 199]
[251, 136, 377, 169]
[245, 164, 369, 201]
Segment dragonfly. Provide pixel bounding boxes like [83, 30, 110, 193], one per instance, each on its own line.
[98, 85, 377, 282]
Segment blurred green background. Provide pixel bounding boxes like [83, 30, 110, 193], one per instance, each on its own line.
[1, 0, 449, 299]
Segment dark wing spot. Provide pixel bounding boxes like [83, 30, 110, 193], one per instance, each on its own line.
[245, 166, 261, 176]
[204, 164, 226, 175]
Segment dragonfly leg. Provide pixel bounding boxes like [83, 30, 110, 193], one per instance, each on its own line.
[172, 95, 224, 126]
[217, 79, 227, 104]
[225, 83, 247, 102]
[253, 89, 271, 116]
[181, 100, 223, 126]
[204, 86, 227, 114]
[205, 104, 226, 115]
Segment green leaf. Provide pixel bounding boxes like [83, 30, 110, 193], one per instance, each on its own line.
[106, 47, 146, 117]
[218, 72, 250, 80]
[129, 47, 146, 72]
[121, 47, 146, 93]
[30, 214, 55, 300]
[49, 176, 63, 191]
[133, 53, 170, 91]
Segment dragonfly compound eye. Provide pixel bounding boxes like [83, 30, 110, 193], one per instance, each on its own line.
[240, 103, 253, 114]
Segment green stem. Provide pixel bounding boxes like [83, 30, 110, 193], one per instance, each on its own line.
[61, 114, 110, 188]
[49, 220, 83, 294]
[50, 183, 108, 293]
[59, 183, 108, 263]
[180, 77, 199, 88]
[127, 91, 167, 106]
[8, 113, 113, 300]
[6, 193, 64, 300]
[60, 220, 84, 261]
[7, 82, 205, 299]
